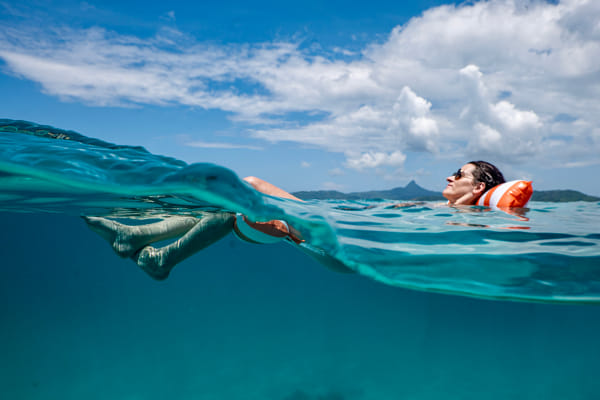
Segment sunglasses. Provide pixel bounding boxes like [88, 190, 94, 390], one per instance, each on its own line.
[452, 168, 463, 180]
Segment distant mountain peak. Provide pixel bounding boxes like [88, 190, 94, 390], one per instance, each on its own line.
[293, 180, 444, 201]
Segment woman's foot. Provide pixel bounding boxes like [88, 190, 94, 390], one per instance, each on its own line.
[133, 246, 172, 281]
[82, 216, 140, 258]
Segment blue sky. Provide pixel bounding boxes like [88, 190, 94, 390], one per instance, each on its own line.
[1, 0, 599, 195]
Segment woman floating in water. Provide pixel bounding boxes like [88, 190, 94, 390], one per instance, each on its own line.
[442, 161, 505, 205]
[84, 161, 506, 280]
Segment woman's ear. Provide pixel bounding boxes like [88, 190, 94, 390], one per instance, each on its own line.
[473, 181, 486, 196]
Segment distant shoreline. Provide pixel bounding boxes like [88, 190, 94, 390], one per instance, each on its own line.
[292, 181, 600, 202]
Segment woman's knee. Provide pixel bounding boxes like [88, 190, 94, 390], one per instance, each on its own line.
[243, 176, 262, 190]
[242, 176, 302, 201]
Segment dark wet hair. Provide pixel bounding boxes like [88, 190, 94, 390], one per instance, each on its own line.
[468, 161, 505, 192]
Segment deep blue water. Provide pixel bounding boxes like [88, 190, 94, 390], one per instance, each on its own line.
[1, 119, 600, 399]
[1, 212, 600, 400]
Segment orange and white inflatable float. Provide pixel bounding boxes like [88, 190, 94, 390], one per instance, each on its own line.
[477, 180, 533, 208]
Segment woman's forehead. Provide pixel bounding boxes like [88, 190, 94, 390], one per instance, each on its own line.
[461, 163, 476, 172]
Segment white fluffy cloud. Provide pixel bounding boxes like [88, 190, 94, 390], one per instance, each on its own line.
[458, 64, 543, 161]
[1, 0, 599, 170]
[345, 151, 407, 170]
[250, 86, 437, 168]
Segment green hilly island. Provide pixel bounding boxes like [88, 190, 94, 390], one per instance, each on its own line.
[292, 181, 600, 202]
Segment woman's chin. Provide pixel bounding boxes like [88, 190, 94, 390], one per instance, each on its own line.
[442, 189, 453, 200]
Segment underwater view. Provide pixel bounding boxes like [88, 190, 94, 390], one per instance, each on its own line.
[2, 120, 600, 399]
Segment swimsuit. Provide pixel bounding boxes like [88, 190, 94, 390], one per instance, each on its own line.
[233, 213, 302, 244]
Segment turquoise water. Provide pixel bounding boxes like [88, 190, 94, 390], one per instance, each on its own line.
[2, 119, 599, 303]
[1, 119, 600, 399]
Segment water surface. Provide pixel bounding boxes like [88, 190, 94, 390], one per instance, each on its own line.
[1, 119, 599, 303]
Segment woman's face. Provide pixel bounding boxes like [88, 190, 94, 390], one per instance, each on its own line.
[443, 163, 485, 205]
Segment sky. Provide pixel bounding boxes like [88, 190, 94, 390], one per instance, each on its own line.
[1, 0, 599, 195]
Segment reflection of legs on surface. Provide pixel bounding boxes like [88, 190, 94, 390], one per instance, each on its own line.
[83, 216, 200, 258]
[134, 212, 235, 281]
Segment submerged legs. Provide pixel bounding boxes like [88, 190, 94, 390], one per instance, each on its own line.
[83, 213, 235, 280]
[83, 216, 200, 258]
[84, 210, 353, 281]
